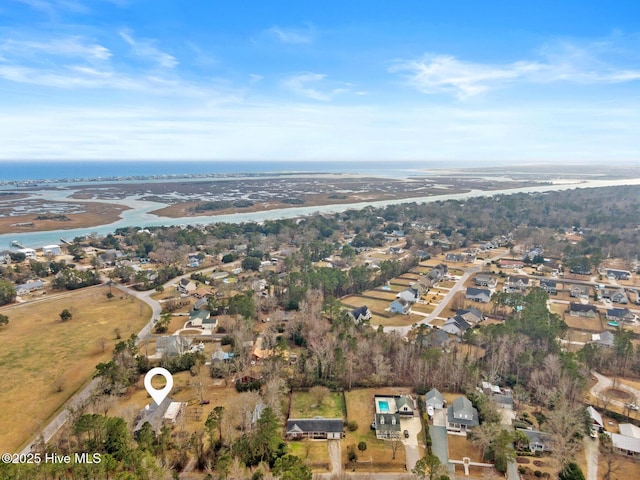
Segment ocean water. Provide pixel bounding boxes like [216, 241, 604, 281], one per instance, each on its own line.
[0, 160, 443, 182]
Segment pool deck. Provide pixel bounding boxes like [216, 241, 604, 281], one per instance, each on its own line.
[375, 396, 397, 414]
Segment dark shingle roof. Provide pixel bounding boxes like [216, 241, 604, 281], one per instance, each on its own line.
[286, 418, 344, 434]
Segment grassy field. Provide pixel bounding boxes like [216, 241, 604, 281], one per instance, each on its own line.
[288, 441, 331, 471]
[290, 391, 346, 419]
[0, 286, 151, 452]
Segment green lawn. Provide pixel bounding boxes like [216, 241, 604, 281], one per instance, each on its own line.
[290, 391, 346, 419]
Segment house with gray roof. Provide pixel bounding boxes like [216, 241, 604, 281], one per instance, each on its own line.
[505, 276, 530, 292]
[189, 309, 210, 327]
[441, 315, 471, 336]
[539, 279, 558, 295]
[349, 305, 372, 323]
[396, 396, 414, 415]
[569, 303, 597, 318]
[396, 288, 420, 304]
[465, 287, 491, 303]
[285, 418, 344, 440]
[605, 269, 631, 281]
[374, 413, 402, 439]
[518, 428, 554, 453]
[389, 298, 411, 315]
[447, 396, 479, 433]
[606, 308, 635, 323]
[16, 279, 44, 296]
[425, 389, 445, 410]
[457, 308, 484, 325]
[474, 274, 497, 288]
[570, 285, 590, 298]
[592, 331, 615, 348]
[425, 264, 448, 286]
[156, 336, 193, 357]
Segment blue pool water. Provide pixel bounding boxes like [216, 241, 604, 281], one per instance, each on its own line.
[378, 400, 390, 413]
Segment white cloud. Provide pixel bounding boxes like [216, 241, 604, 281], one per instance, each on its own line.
[391, 55, 543, 99]
[0, 36, 111, 61]
[248, 73, 263, 84]
[2, 101, 640, 162]
[393, 40, 640, 99]
[14, 0, 89, 15]
[119, 30, 177, 68]
[266, 25, 313, 44]
[282, 72, 348, 101]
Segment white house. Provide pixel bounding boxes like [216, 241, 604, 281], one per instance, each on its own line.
[42, 244, 62, 256]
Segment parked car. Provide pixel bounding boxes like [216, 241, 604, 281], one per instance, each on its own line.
[427, 405, 435, 417]
[403, 430, 409, 438]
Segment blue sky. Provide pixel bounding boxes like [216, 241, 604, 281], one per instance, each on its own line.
[1, 0, 640, 163]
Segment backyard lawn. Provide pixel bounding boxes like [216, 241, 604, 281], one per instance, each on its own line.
[290, 391, 346, 419]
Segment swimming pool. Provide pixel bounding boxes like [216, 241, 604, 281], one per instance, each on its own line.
[377, 400, 390, 413]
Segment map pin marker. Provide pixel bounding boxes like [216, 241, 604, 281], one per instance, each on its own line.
[144, 367, 174, 407]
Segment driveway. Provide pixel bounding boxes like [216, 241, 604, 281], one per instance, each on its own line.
[328, 439, 342, 476]
[429, 426, 450, 473]
[590, 371, 640, 410]
[401, 415, 422, 471]
[583, 435, 599, 480]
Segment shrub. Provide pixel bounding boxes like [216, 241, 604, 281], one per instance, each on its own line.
[347, 421, 358, 432]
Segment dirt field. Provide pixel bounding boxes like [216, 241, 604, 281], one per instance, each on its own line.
[0, 286, 151, 452]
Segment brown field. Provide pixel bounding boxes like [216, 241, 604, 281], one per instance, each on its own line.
[413, 266, 432, 274]
[288, 441, 331, 472]
[399, 273, 421, 281]
[372, 313, 424, 328]
[411, 304, 435, 314]
[341, 296, 390, 315]
[564, 329, 593, 344]
[389, 278, 415, 287]
[447, 434, 484, 463]
[0, 201, 129, 234]
[563, 314, 605, 332]
[597, 450, 640, 479]
[0, 286, 151, 452]
[362, 289, 399, 301]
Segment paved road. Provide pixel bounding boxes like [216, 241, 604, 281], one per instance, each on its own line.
[19, 280, 163, 455]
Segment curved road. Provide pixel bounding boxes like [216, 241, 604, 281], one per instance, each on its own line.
[19, 280, 162, 455]
[590, 371, 640, 409]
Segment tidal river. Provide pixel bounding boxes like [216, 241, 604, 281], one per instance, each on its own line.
[2, 177, 640, 249]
